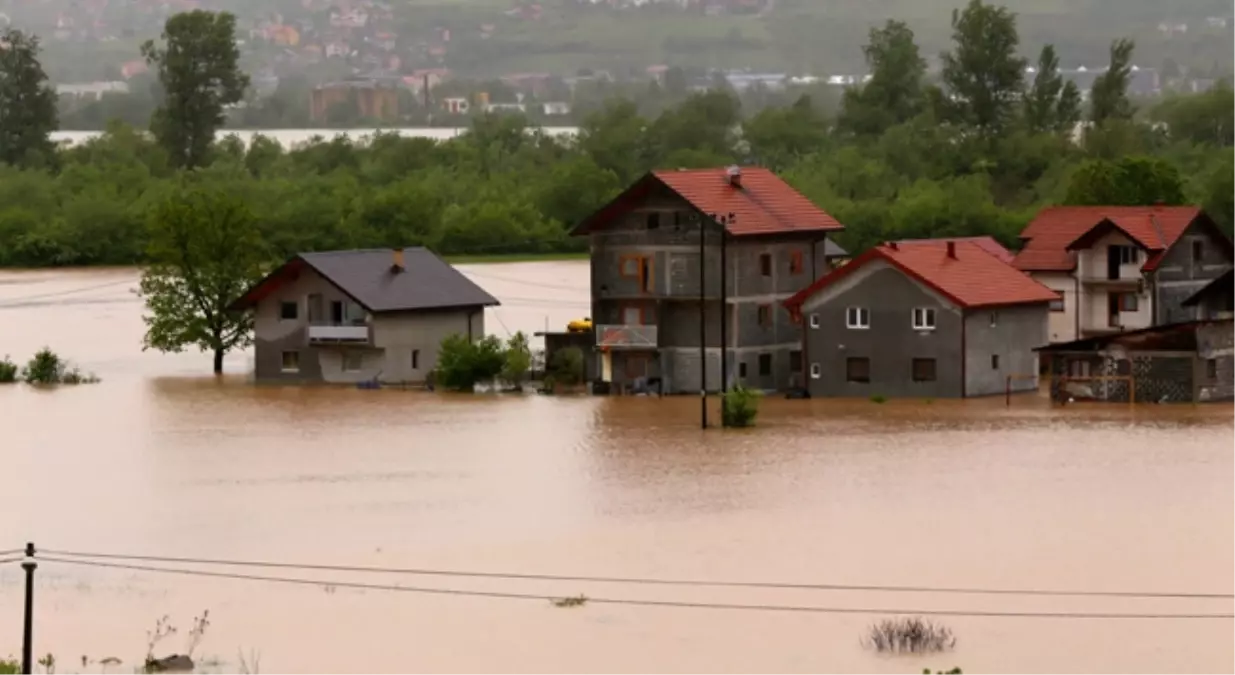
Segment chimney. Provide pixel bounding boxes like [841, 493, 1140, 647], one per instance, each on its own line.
[726, 165, 742, 188]
[391, 248, 405, 273]
[886, 241, 898, 250]
[946, 241, 957, 259]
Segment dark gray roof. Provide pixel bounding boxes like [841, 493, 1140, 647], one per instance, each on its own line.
[824, 239, 848, 258]
[300, 248, 499, 313]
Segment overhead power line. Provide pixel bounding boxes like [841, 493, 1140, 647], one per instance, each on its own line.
[0, 557, 24, 566]
[38, 558, 1234, 621]
[39, 549, 1235, 601]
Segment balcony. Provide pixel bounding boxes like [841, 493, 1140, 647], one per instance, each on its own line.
[308, 324, 370, 344]
[596, 325, 658, 350]
[1080, 274, 1143, 290]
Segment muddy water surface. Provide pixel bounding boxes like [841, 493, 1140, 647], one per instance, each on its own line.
[0, 265, 1232, 673]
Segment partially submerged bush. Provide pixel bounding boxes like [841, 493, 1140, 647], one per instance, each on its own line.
[864, 617, 956, 654]
[436, 334, 505, 391]
[20, 348, 100, 385]
[722, 385, 762, 427]
[0, 355, 17, 383]
[500, 332, 532, 387]
[547, 346, 585, 388]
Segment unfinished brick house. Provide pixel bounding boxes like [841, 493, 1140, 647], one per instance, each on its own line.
[571, 166, 847, 394]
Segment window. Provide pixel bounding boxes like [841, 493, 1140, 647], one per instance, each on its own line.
[912, 358, 936, 382]
[1192, 240, 1204, 266]
[1049, 296, 1066, 312]
[1119, 293, 1139, 312]
[991, 354, 1000, 370]
[989, 312, 998, 328]
[619, 256, 641, 278]
[412, 349, 420, 370]
[279, 301, 298, 320]
[809, 313, 821, 329]
[343, 351, 363, 372]
[1206, 359, 1218, 380]
[759, 353, 773, 377]
[789, 350, 802, 373]
[759, 253, 772, 277]
[810, 363, 822, 379]
[281, 351, 300, 372]
[739, 362, 748, 378]
[846, 307, 870, 329]
[912, 307, 937, 331]
[1116, 245, 1139, 265]
[789, 250, 804, 275]
[646, 212, 660, 230]
[846, 357, 871, 383]
[758, 304, 772, 327]
[673, 212, 683, 228]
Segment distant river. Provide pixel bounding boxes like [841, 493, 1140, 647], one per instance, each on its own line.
[51, 126, 581, 148]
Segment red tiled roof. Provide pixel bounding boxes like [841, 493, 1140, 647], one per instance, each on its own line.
[1013, 205, 1201, 273]
[894, 235, 1015, 264]
[786, 240, 1060, 312]
[572, 166, 843, 237]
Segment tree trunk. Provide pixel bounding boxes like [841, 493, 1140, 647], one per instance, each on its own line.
[213, 349, 224, 374]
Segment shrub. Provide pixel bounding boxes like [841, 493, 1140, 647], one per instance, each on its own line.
[722, 385, 762, 428]
[0, 658, 18, 675]
[547, 347, 585, 387]
[0, 355, 18, 383]
[500, 332, 532, 387]
[18, 348, 100, 385]
[23, 347, 65, 384]
[870, 394, 888, 404]
[435, 334, 506, 391]
[864, 617, 956, 654]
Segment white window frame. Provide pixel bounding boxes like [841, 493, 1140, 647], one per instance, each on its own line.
[912, 307, 937, 331]
[809, 313, 820, 329]
[281, 351, 300, 373]
[846, 307, 870, 330]
[1049, 297, 1065, 312]
[810, 363, 821, 379]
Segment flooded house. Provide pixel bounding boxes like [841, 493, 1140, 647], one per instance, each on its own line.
[783, 239, 1059, 399]
[230, 248, 498, 384]
[1012, 205, 1234, 344]
[570, 166, 847, 394]
[1038, 318, 1235, 404]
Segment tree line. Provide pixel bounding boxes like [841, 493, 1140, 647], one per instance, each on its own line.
[0, 0, 1232, 273]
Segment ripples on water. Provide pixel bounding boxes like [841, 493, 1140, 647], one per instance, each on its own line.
[1, 266, 1232, 673]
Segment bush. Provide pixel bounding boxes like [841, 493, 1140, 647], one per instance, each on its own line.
[722, 385, 762, 427]
[19, 347, 100, 385]
[0, 355, 17, 383]
[500, 332, 532, 387]
[870, 394, 887, 404]
[23, 347, 65, 384]
[435, 334, 506, 391]
[547, 347, 585, 388]
[864, 617, 956, 654]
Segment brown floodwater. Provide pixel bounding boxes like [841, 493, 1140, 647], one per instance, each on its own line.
[0, 265, 1232, 674]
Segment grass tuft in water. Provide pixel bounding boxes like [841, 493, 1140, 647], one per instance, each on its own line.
[863, 617, 956, 654]
[869, 394, 888, 404]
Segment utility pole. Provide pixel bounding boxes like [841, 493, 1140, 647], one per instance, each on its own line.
[714, 212, 735, 426]
[699, 213, 708, 429]
[22, 542, 36, 675]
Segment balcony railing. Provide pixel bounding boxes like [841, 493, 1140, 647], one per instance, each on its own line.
[596, 324, 658, 350]
[1079, 274, 1143, 288]
[308, 324, 370, 343]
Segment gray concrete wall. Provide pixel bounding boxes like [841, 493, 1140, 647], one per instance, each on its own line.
[799, 260, 964, 398]
[962, 304, 1049, 397]
[252, 267, 359, 383]
[1196, 321, 1235, 401]
[371, 309, 484, 384]
[1154, 221, 1234, 325]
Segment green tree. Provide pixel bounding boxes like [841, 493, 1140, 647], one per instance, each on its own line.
[1089, 39, 1136, 125]
[1150, 83, 1234, 146]
[1023, 45, 1081, 134]
[142, 11, 250, 169]
[1064, 156, 1186, 207]
[0, 28, 59, 167]
[435, 334, 506, 391]
[743, 95, 829, 169]
[939, 0, 1026, 133]
[139, 184, 267, 373]
[837, 20, 926, 136]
